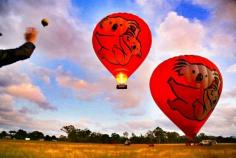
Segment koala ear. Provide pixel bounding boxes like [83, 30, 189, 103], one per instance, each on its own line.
[173, 59, 189, 76]
[212, 71, 220, 87]
[212, 71, 219, 78]
[99, 17, 109, 28]
[128, 20, 138, 26]
[128, 20, 140, 36]
[101, 17, 108, 22]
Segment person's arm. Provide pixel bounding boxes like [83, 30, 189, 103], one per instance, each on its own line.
[0, 27, 37, 67]
[0, 42, 35, 67]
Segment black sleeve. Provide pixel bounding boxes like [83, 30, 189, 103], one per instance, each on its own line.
[0, 42, 35, 67]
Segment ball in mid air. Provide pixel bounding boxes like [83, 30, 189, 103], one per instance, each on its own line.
[41, 18, 49, 27]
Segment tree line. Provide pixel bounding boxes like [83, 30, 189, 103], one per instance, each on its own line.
[1, 125, 236, 144]
[0, 130, 57, 141]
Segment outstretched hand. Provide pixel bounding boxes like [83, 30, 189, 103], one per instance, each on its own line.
[24, 27, 38, 44]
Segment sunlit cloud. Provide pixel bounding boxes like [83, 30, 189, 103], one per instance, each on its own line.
[227, 64, 236, 73]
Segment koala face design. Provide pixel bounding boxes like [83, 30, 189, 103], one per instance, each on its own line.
[168, 59, 222, 121]
[174, 59, 217, 89]
[121, 34, 141, 57]
[95, 16, 142, 65]
[98, 17, 140, 37]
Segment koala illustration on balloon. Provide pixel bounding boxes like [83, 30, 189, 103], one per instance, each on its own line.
[95, 16, 142, 65]
[167, 59, 221, 121]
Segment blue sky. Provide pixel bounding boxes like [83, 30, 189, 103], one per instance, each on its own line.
[175, 1, 210, 20]
[0, 0, 236, 137]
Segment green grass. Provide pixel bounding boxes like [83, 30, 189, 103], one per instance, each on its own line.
[0, 140, 235, 158]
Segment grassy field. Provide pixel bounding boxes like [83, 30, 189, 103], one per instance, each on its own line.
[0, 140, 235, 158]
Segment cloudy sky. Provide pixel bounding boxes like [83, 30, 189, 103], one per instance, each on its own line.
[0, 0, 235, 137]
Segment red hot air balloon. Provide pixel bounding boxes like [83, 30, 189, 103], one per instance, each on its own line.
[150, 55, 223, 140]
[92, 12, 152, 89]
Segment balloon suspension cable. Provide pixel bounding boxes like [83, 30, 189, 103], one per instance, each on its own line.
[116, 72, 128, 89]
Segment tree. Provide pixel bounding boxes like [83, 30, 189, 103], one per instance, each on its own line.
[61, 125, 76, 134]
[89, 132, 102, 143]
[153, 127, 167, 143]
[15, 129, 27, 140]
[130, 133, 140, 144]
[51, 135, 57, 140]
[44, 135, 52, 141]
[9, 130, 16, 138]
[146, 130, 155, 143]
[77, 128, 91, 141]
[2, 126, 236, 143]
[111, 133, 121, 143]
[61, 125, 77, 142]
[83, 129, 91, 137]
[167, 132, 179, 143]
[58, 135, 67, 141]
[68, 131, 77, 142]
[0, 131, 8, 139]
[197, 133, 208, 142]
[29, 131, 44, 140]
[123, 131, 129, 139]
[131, 133, 136, 138]
[101, 134, 110, 143]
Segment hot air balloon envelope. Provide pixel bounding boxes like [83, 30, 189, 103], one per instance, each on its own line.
[92, 12, 152, 89]
[150, 55, 223, 140]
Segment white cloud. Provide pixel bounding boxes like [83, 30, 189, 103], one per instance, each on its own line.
[202, 103, 236, 136]
[0, 65, 55, 110]
[29, 64, 52, 84]
[55, 68, 101, 100]
[222, 88, 236, 99]
[54, 59, 153, 110]
[227, 64, 236, 73]
[0, 98, 63, 136]
[57, 75, 88, 90]
[0, 94, 102, 136]
[193, 0, 236, 31]
[134, 0, 180, 24]
[154, 11, 205, 57]
[0, 93, 99, 136]
[193, 0, 236, 58]
[0, 94, 13, 112]
[207, 31, 236, 58]
[5, 83, 55, 110]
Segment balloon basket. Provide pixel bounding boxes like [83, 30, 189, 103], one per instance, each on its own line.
[116, 84, 127, 89]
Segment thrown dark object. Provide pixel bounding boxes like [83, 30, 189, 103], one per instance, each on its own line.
[0, 32, 2, 36]
[41, 18, 48, 27]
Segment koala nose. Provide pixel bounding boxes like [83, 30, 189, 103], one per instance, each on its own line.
[196, 73, 203, 82]
[112, 23, 118, 31]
